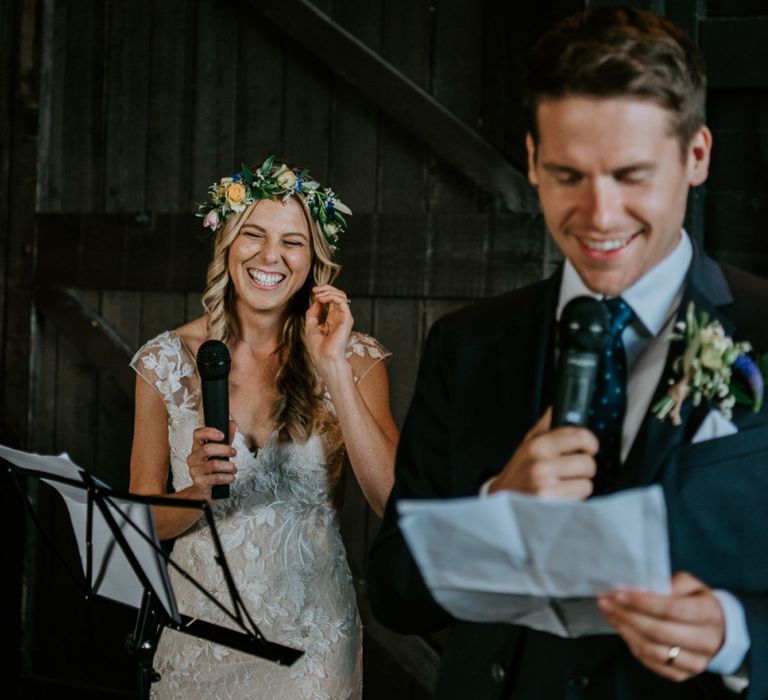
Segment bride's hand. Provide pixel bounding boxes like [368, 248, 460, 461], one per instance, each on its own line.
[306, 285, 353, 376]
[187, 423, 237, 500]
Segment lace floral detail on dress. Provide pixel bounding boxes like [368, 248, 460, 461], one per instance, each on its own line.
[130, 331, 200, 424]
[129, 329, 369, 700]
[343, 332, 390, 384]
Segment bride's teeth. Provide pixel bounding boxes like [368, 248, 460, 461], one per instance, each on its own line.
[584, 239, 627, 251]
[249, 270, 284, 286]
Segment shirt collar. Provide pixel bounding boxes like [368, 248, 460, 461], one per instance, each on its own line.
[556, 231, 692, 336]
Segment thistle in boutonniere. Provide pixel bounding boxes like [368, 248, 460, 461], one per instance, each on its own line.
[652, 302, 767, 425]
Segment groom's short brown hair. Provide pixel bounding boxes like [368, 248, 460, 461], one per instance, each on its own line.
[525, 7, 706, 154]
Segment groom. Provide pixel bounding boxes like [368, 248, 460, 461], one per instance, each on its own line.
[368, 7, 768, 699]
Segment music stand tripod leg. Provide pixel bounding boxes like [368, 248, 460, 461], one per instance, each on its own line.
[126, 590, 163, 698]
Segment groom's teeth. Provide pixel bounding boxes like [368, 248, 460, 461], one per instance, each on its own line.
[249, 270, 284, 286]
[583, 239, 628, 251]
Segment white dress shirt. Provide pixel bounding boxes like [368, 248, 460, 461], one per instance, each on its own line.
[556, 232, 749, 680]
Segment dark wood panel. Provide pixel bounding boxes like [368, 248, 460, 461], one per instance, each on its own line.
[701, 17, 768, 89]
[0, 0, 12, 423]
[375, 215, 430, 297]
[104, 0, 151, 212]
[146, 0, 196, 212]
[0, 0, 20, 672]
[36, 0, 66, 211]
[36, 213, 209, 292]
[191, 0, 238, 199]
[252, 0, 535, 212]
[37, 212, 547, 300]
[428, 215, 489, 298]
[54, 313, 99, 471]
[705, 192, 768, 278]
[139, 291, 187, 345]
[330, 0, 382, 213]
[707, 1, 768, 17]
[378, 0, 430, 214]
[708, 92, 768, 130]
[335, 213, 376, 297]
[707, 129, 768, 192]
[234, 5, 284, 166]
[374, 298, 423, 427]
[487, 213, 547, 296]
[185, 291, 204, 323]
[101, 290, 142, 349]
[3, 0, 42, 449]
[63, 0, 106, 211]
[429, 0, 483, 212]
[35, 286, 135, 399]
[282, 49, 332, 172]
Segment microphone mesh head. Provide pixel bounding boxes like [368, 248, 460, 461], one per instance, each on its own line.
[196, 340, 231, 380]
[559, 296, 610, 352]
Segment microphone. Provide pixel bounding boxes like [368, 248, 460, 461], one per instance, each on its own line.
[196, 340, 232, 499]
[551, 296, 610, 428]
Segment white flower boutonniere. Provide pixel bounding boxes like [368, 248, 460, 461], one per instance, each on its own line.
[652, 302, 766, 425]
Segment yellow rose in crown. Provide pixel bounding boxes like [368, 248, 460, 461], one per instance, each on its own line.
[216, 176, 233, 198]
[226, 182, 247, 212]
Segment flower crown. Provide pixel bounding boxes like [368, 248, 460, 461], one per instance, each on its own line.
[196, 155, 352, 252]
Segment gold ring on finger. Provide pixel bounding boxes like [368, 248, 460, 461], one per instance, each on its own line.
[665, 645, 681, 666]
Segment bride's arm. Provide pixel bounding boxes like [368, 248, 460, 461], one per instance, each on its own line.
[129, 376, 236, 540]
[321, 358, 398, 517]
[307, 285, 398, 517]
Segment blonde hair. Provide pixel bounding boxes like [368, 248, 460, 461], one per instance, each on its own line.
[201, 190, 341, 444]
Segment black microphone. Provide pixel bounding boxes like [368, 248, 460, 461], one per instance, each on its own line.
[196, 340, 232, 499]
[551, 296, 610, 427]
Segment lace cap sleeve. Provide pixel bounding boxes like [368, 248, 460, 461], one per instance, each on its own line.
[130, 331, 200, 415]
[344, 331, 392, 384]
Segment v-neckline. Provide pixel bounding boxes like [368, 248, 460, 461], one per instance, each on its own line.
[172, 330, 276, 454]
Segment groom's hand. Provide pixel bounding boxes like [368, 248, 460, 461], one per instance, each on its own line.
[597, 572, 725, 682]
[487, 407, 598, 500]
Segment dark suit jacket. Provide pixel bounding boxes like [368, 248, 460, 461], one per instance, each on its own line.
[368, 248, 768, 700]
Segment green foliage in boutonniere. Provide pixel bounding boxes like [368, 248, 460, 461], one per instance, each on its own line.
[652, 302, 767, 425]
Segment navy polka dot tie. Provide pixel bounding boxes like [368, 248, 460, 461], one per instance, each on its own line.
[589, 296, 634, 473]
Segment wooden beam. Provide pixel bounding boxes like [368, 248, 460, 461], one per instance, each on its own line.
[35, 213, 210, 292]
[36, 212, 546, 299]
[700, 17, 768, 89]
[34, 286, 136, 400]
[247, 0, 538, 214]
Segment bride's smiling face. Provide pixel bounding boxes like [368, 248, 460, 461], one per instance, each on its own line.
[227, 198, 313, 316]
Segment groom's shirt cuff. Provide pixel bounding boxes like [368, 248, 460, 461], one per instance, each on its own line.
[708, 589, 750, 688]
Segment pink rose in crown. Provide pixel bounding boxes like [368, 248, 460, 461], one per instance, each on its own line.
[202, 209, 220, 231]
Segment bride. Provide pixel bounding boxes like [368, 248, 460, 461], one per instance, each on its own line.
[129, 157, 398, 699]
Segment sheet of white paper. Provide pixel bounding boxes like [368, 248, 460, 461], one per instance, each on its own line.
[0, 443, 179, 623]
[398, 485, 670, 637]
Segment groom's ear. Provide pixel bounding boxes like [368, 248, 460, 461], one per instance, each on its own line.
[525, 133, 539, 187]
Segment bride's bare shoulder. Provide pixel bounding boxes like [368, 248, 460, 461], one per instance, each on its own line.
[175, 317, 208, 357]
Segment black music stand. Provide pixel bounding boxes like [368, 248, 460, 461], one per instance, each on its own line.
[1, 444, 303, 698]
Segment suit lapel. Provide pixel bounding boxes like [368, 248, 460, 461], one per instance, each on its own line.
[497, 270, 560, 436]
[614, 246, 735, 491]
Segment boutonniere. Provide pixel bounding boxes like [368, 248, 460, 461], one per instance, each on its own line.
[652, 302, 767, 425]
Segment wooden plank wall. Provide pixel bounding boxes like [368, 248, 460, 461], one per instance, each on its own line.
[6, 0, 767, 696]
[701, 2, 768, 276]
[20, 0, 588, 696]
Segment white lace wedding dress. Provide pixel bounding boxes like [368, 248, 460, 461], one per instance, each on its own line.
[130, 330, 389, 700]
